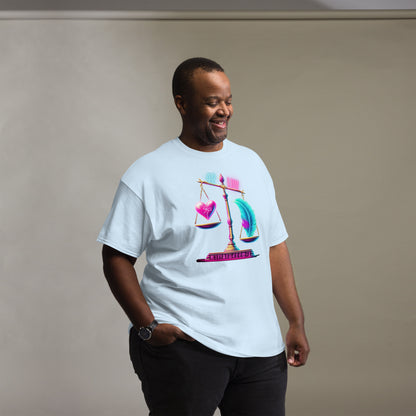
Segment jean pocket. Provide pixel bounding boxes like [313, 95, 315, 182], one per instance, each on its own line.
[144, 337, 181, 349]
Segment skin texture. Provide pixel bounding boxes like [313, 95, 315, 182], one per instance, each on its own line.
[270, 242, 310, 366]
[175, 68, 233, 152]
[101, 67, 310, 362]
[102, 245, 193, 346]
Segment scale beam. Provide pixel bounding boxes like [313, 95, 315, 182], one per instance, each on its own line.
[197, 179, 245, 196]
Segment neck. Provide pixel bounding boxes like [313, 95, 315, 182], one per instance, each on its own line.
[178, 133, 224, 152]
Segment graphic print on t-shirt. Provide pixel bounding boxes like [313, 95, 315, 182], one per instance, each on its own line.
[194, 172, 259, 263]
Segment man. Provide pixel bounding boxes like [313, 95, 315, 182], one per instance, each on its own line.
[98, 57, 309, 416]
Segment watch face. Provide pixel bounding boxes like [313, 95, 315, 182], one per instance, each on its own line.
[138, 327, 151, 341]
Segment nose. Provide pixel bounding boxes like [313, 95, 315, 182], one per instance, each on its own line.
[218, 102, 231, 117]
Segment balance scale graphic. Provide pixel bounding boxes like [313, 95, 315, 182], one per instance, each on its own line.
[195, 173, 259, 263]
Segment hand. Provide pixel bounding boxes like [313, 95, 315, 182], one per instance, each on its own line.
[147, 323, 195, 346]
[286, 324, 310, 367]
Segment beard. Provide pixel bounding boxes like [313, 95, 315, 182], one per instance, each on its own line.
[194, 123, 228, 147]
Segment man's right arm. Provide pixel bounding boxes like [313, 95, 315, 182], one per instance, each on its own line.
[101, 244, 192, 345]
[102, 244, 154, 328]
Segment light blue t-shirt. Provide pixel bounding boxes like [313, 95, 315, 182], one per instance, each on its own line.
[97, 138, 288, 357]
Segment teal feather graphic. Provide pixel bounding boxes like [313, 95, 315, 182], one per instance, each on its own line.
[235, 198, 256, 237]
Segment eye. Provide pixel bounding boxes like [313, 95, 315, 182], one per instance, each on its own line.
[207, 102, 218, 107]
[226, 101, 232, 106]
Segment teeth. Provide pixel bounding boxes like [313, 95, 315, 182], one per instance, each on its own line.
[211, 120, 226, 128]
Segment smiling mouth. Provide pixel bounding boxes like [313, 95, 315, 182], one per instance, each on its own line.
[211, 120, 227, 129]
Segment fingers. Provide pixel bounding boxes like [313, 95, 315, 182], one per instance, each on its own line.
[287, 347, 303, 366]
[287, 349, 302, 367]
[286, 326, 310, 367]
[287, 345, 309, 367]
[289, 350, 304, 367]
[149, 323, 196, 346]
[178, 329, 195, 342]
[155, 324, 195, 342]
[287, 345, 296, 366]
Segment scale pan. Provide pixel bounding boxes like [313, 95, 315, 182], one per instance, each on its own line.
[195, 222, 221, 229]
[240, 236, 259, 243]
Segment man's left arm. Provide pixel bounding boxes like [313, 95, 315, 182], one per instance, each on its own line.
[270, 241, 310, 367]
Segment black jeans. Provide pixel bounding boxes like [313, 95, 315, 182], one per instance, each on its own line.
[129, 327, 287, 416]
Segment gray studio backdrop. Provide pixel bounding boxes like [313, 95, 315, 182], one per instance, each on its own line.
[1, 12, 415, 416]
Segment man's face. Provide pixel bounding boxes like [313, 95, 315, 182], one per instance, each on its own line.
[182, 69, 233, 147]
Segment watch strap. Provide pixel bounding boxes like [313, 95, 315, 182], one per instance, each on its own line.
[147, 319, 159, 331]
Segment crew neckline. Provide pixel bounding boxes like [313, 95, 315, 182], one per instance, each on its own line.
[172, 137, 230, 158]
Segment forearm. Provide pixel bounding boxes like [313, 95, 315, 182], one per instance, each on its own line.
[102, 245, 154, 328]
[270, 241, 310, 366]
[270, 242, 304, 327]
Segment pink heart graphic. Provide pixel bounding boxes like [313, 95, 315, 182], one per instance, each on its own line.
[195, 200, 216, 220]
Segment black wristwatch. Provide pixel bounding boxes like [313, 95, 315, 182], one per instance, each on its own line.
[138, 319, 159, 341]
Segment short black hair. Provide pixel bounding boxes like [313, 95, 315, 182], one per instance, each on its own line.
[172, 57, 224, 98]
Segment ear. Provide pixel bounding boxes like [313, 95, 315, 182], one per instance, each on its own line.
[174, 94, 187, 116]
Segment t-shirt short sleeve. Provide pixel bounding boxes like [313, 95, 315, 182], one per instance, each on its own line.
[97, 180, 152, 258]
